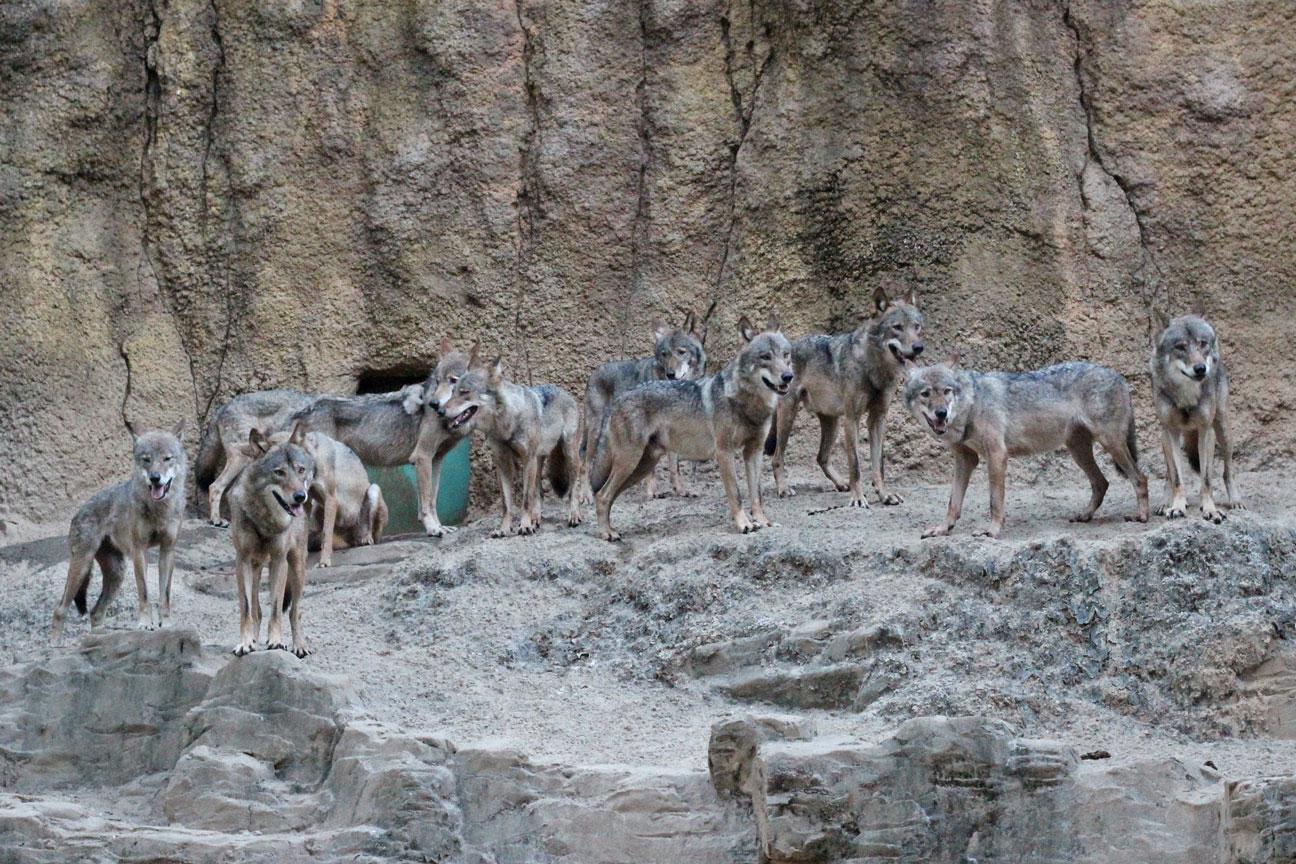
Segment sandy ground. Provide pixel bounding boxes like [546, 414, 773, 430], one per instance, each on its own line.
[2, 458, 1294, 780]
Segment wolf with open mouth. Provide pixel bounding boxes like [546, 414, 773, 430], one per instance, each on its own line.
[50, 419, 188, 645]
[227, 421, 316, 657]
[590, 313, 792, 540]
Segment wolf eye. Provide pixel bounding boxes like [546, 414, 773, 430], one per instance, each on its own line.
[944, 388, 953, 396]
[1174, 342, 1187, 351]
[761, 352, 772, 361]
[449, 376, 458, 384]
[915, 325, 923, 334]
[141, 456, 151, 463]
[921, 389, 931, 398]
[296, 465, 305, 475]
[275, 468, 285, 477]
[676, 348, 688, 355]
[164, 455, 173, 462]
[893, 323, 903, 331]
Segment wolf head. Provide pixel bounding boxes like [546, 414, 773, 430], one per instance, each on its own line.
[867, 286, 925, 365]
[424, 337, 482, 418]
[127, 419, 187, 502]
[1153, 313, 1218, 384]
[242, 422, 315, 519]
[440, 355, 504, 432]
[651, 311, 706, 381]
[903, 352, 964, 438]
[736, 312, 794, 397]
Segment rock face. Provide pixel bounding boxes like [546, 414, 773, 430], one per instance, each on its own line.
[2, 0, 1294, 528]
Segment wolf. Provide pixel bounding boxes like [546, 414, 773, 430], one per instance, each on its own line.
[195, 340, 479, 534]
[439, 357, 582, 536]
[580, 312, 707, 501]
[1150, 312, 1243, 522]
[50, 420, 187, 646]
[768, 286, 924, 507]
[903, 354, 1149, 539]
[590, 313, 793, 541]
[228, 422, 315, 657]
[265, 429, 388, 567]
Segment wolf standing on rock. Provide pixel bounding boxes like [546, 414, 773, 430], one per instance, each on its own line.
[580, 312, 707, 501]
[904, 355, 1149, 539]
[768, 286, 924, 507]
[591, 313, 793, 540]
[1150, 312, 1243, 522]
[50, 420, 187, 645]
[229, 423, 315, 657]
[439, 357, 582, 537]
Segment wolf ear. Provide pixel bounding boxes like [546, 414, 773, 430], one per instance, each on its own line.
[872, 285, 890, 314]
[488, 357, 504, 387]
[402, 384, 425, 416]
[440, 336, 453, 356]
[248, 428, 271, 455]
[125, 420, 144, 440]
[651, 318, 671, 343]
[765, 310, 782, 333]
[467, 339, 481, 366]
[944, 350, 961, 370]
[1189, 296, 1206, 318]
[902, 357, 920, 372]
[1149, 306, 1170, 342]
[170, 418, 186, 441]
[682, 310, 697, 333]
[289, 421, 307, 447]
[903, 287, 918, 308]
[737, 315, 757, 344]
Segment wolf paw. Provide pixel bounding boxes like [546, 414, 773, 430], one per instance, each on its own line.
[676, 488, 700, 499]
[833, 482, 850, 493]
[972, 528, 1001, 540]
[848, 497, 870, 509]
[518, 522, 537, 536]
[137, 618, 156, 631]
[1228, 499, 1247, 511]
[314, 559, 332, 569]
[490, 528, 509, 538]
[600, 529, 621, 542]
[233, 642, 256, 656]
[1201, 505, 1224, 524]
[1069, 512, 1095, 523]
[878, 493, 903, 506]
[267, 640, 288, 651]
[292, 643, 311, 658]
[567, 514, 583, 527]
[209, 518, 229, 528]
[1158, 502, 1187, 518]
[776, 487, 796, 498]
[1124, 512, 1149, 523]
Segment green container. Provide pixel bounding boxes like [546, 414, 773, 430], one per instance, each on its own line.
[366, 438, 471, 535]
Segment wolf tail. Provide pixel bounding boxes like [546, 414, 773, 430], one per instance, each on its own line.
[589, 423, 613, 496]
[1182, 428, 1202, 474]
[548, 439, 572, 499]
[194, 414, 223, 490]
[1111, 405, 1140, 479]
[763, 422, 778, 457]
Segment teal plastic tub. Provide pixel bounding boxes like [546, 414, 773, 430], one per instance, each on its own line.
[366, 438, 471, 535]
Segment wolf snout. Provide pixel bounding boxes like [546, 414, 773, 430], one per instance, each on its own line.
[149, 473, 162, 484]
[292, 490, 307, 505]
[1192, 363, 1207, 379]
[912, 343, 924, 357]
[934, 407, 947, 420]
[666, 370, 677, 379]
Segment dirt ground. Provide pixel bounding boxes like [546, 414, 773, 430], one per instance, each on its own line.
[2, 457, 1294, 781]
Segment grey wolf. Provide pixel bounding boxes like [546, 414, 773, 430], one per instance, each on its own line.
[439, 357, 582, 536]
[265, 429, 388, 567]
[1150, 312, 1243, 522]
[591, 313, 793, 541]
[768, 286, 924, 507]
[196, 340, 478, 534]
[51, 420, 187, 645]
[580, 312, 707, 501]
[903, 355, 1149, 539]
[417, 339, 482, 535]
[228, 423, 315, 656]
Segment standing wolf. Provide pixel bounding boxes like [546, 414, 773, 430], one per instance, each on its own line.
[228, 423, 315, 657]
[51, 420, 187, 645]
[264, 429, 388, 567]
[904, 354, 1149, 539]
[767, 286, 924, 507]
[439, 357, 582, 536]
[195, 339, 479, 534]
[1150, 312, 1243, 522]
[581, 312, 706, 500]
[591, 314, 793, 541]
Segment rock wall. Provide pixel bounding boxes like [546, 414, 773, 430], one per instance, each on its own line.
[3, 0, 1295, 527]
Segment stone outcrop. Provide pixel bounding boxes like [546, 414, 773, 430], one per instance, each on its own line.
[2, 0, 1294, 529]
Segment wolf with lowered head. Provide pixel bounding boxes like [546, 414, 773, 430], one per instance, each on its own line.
[51, 420, 187, 645]
[591, 313, 792, 540]
[904, 354, 1149, 539]
[1150, 311, 1243, 522]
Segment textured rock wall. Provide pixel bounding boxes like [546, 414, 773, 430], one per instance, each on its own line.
[3, 0, 1295, 526]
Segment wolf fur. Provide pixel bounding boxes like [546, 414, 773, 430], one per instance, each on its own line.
[591, 313, 793, 540]
[903, 355, 1149, 539]
[440, 358, 582, 536]
[416, 339, 482, 535]
[51, 420, 187, 645]
[265, 429, 387, 567]
[580, 312, 707, 501]
[228, 423, 315, 657]
[1150, 312, 1243, 522]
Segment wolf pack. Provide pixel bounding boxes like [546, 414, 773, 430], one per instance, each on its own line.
[49, 288, 1243, 657]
